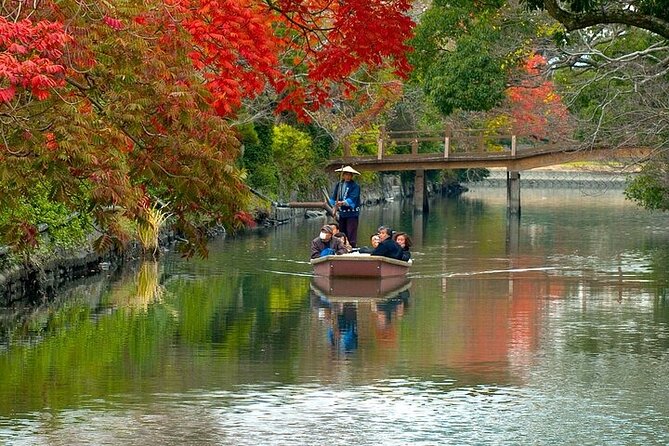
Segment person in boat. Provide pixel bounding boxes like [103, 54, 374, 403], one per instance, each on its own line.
[358, 233, 380, 254]
[329, 165, 361, 248]
[392, 231, 412, 262]
[333, 231, 353, 253]
[328, 222, 352, 252]
[371, 226, 404, 261]
[310, 224, 347, 259]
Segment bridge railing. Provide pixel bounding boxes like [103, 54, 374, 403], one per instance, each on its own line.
[345, 129, 553, 160]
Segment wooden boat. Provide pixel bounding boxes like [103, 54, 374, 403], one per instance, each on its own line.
[310, 253, 411, 278]
[311, 275, 411, 302]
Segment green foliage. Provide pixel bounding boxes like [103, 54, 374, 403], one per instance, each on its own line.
[625, 170, 669, 211]
[349, 126, 380, 156]
[271, 124, 317, 198]
[0, 182, 91, 252]
[421, 38, 507, 115]
[302, 124, 335, 160]
[409, 1, 520, 116]
[240, 121, 279, 193]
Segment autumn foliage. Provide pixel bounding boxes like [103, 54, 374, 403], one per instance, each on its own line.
[0, 1, 414, 256]
[506, 54, 571, 140]
[0, 17, 69, 102]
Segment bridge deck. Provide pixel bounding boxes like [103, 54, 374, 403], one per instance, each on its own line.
[327, 145, 651, 172]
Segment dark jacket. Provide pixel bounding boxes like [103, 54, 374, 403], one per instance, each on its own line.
[371, 238, 404, 261]
[310, 236, 347, 259]
[329, 180, 361, 218]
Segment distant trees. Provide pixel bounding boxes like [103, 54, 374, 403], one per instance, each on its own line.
[523, 0, 669, 210]
[409, 1, 570, 142]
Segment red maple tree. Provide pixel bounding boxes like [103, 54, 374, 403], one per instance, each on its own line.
[0, 17, 69, 102]
[0, 0, 414, 255]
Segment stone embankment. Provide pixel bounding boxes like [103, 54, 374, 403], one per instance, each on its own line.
[467, 168, 632, 189]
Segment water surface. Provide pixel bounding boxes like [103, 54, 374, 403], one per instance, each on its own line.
[1, 186, 668, 445]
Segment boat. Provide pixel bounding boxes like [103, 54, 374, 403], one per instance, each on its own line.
[311, 275, 411, 302]
[310, 253, 411, 278]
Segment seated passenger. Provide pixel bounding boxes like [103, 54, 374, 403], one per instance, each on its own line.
[392, 231, 412, 262]
[358, 233, 380, 254]
[311, 225, 348, 259]
[371, 226, 404, 260]
[333, 232, 353, 253]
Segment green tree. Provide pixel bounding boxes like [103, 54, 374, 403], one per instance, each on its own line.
[240, 121, 279, 194]
[271, 124, 317, 199]
[409, 0, 535, 115]
[521, 1, 669, 211]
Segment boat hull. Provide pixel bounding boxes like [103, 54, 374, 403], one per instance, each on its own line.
[310, 254, 410, 278]
[311, 275, 411, 302]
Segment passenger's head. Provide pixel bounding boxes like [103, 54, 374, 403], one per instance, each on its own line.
[371, 234, 381, 248]
[319, 225, 333, 241]
[334, 232, 348, 242]
[377, 226, 393, 241]
[393, 232, 412, 250]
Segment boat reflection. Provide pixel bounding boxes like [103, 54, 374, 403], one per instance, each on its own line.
[310, 277, 412, 354]
[311, 276, 411, 302]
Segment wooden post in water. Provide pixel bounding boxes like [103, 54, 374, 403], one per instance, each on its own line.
[507, 170, 521, 215]
[414, 169, 428, 213]
[412, 137, 428, 213]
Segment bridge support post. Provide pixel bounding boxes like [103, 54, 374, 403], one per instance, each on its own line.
[377, 125, 386, 160]
[414, 169, 428, 214]
[507, 171, 521, 215]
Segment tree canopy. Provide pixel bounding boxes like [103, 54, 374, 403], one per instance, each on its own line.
[523, 0, 669, 39]
[0, 0, 414, 255]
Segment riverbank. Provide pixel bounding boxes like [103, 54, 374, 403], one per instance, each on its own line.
[2, 167, 614, 304]
[1, 173, 428, 304]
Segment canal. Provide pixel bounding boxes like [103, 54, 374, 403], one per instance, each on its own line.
[1, 185, 669, 445]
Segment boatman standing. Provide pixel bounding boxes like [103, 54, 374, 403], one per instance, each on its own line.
[329, 165, 361, 248]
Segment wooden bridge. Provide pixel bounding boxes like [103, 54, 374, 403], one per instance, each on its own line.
[326, 129, 652, 214]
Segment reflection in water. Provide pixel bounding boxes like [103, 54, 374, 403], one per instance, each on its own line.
[108, 261, 165, 311]
[310, 277, 412, 355]
[2, 188, 669, 444]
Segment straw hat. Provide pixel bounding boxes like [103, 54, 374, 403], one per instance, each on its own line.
[334, 165, 360, 175]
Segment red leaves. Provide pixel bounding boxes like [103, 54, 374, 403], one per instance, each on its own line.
[234, 210, 256, 228]
[171, 0, 413, 118]
[0, 86, 15, 102]
[0, 0, 414, 255]
[102, 16, 125, 31]
[0, 17, 69, 102]
[176, 0, 280, 115]
[45, 132, 58, 151]
[506, 53, 570, 140]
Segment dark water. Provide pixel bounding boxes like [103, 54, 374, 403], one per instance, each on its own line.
[1, 187, 669, 445]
